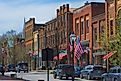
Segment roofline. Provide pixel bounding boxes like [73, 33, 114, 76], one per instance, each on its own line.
[73, 2, 105, 12]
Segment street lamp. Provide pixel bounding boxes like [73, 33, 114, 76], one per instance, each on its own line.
[70, 33, 76, 81]
[37, 33, 40, 70]
[1, 47, 5, 75]
[55, 28, 59, 66]
[28, 49, 32, 71]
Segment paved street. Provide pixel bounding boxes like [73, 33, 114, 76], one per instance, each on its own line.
[11, 71, 101, 81]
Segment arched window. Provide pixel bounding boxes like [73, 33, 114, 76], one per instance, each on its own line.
[117, 9, 121, 27]
[118, 9, 121, 18]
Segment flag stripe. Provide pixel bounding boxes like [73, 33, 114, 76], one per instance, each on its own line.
[75, 36, 84, 60]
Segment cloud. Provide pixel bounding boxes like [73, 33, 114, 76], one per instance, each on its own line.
[0, 0, 105, 35]
[0, 2, 59, 34]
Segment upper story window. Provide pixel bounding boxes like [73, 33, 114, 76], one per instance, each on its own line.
[86, 20, 89, 33]
[94, 28, 97, 41]
[81, 21, 84, 35]
[75, 19, 79, 36]
[80, 17, 84, 35]
[110, 20, 113, 35]
[117, 9, 121, 26]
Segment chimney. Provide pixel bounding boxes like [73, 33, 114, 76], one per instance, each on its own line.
[66, 4, 69, 12]
[63, 4, 65, 13]
[56, 9, 59, 16]
[30, 18, 35, 24]
[60, 6, 62, 15]
[63, 4, 65, 9]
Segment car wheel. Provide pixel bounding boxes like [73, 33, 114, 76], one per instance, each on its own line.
[102, 77, 106, 81]
[87, 74, 91, 80]
[53, 74, 57, 79]
[72, 76, 75, 80]
[80, 74, 83, 79]
[18, 70, 20, 73]
[114, 78, 118, 81]
[66, 76, 68, 79]
[26, 70, 28, 73]
[59, 75, 62, 80]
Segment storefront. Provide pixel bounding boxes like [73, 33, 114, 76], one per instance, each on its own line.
[93, 50, 106, 65]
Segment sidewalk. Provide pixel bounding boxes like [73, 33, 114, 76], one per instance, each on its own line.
[30, 69, 54, 74]
[0, 75, 25, 80]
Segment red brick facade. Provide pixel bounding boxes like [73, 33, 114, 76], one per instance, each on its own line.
[73, 2, 105, 65]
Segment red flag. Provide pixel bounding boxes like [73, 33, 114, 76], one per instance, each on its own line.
[103, 52, 113, 60]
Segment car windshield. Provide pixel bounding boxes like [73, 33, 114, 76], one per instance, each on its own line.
[59, 64, 73, 69]
[93, 66, 103, 70]
[75, 67, 81, 71]
[118, 69, 121, 73]
[8, 64, 15, 67]
[18, 63, 28, 68]
[0, 64, 2, 67]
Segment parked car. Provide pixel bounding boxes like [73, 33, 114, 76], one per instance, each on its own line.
[53, 64, 74, 80]
[102, 66, 121, 81]
[80, 65, 104, 80]
[0, 64, 4, 74]
[74, 66, 83, 77]
[7, 64, 16, 72]
[16, 63, 28, 73]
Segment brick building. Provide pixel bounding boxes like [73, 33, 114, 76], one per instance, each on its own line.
[105, 0, 121, 39]
[73, 2, 105, 66]
[45, 4, 74, 64]
[92, 13, 105, 65]
[24, 18, 45, 70]
[56, 4, 74, 64]
[33, 24, 45, 69]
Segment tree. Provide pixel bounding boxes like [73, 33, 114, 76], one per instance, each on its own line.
[0, 30, 28, 65]
[100, 19, 121, 66]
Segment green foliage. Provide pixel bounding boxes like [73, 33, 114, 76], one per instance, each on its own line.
[100, 19, 121, 66]
[0, 30, 28, 65]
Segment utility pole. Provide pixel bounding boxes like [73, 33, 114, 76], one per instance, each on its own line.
[44, 26, 49, 81]
[55, 28, 59, 65]
[2, 47, 5, 75]
[37, 33, 40, 69]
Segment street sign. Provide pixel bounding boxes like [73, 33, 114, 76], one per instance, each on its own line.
[42, 47, 53, 61]
[103, 52, 113, 60]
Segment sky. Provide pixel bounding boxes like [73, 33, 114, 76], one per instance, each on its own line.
[0, 0, 105, 35]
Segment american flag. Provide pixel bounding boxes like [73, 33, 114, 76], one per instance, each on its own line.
[75, 36, 84, 60]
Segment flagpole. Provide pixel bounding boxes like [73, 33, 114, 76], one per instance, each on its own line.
[70, 32, 76, 81]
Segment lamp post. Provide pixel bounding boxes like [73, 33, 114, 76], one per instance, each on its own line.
[28, 49, 32, 71]
[70, 33, 76, 81]
[37, 33, 40, 70]
[2, 47, 5, 75]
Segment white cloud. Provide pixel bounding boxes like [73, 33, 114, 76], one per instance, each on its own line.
[0, 2, 59, 34]
[0, 0, 105, 35]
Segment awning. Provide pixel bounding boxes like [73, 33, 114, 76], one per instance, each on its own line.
[93, 51, 106, 56]
[53, 53, 67, 60]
